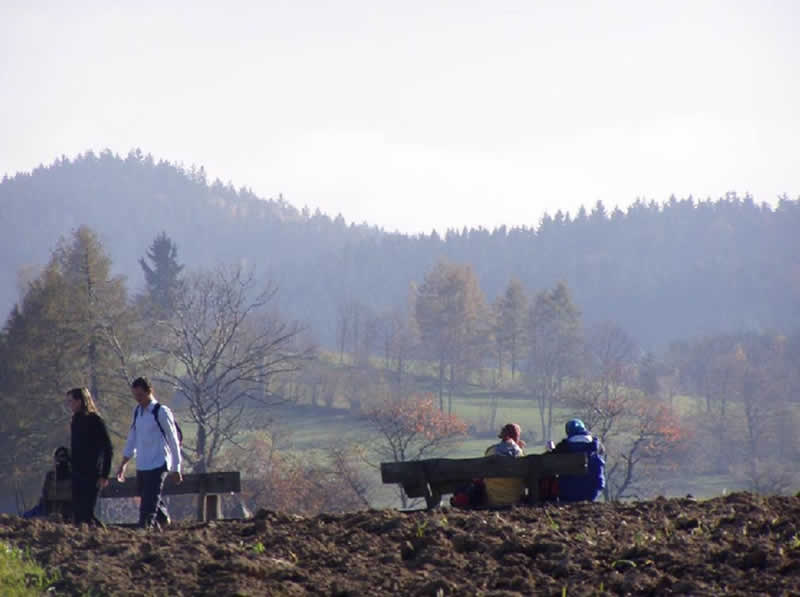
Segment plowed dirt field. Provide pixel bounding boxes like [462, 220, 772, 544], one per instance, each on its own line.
[1, 493, 799, 596]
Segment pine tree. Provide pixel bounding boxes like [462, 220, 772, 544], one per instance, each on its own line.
[139, 232, 184, 316]
[55, 226, 133, 408]
[0, 226, 136, 496]
[0, 270, 75, 492]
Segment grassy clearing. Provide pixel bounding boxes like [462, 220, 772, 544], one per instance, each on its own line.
[0, 542, 57, 597]
[257, 400, 753, 507]
[448, 394, 577, 444]
[173, 380, 756, 507]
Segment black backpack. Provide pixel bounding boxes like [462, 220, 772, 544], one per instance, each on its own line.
[131, 403, 184, 447]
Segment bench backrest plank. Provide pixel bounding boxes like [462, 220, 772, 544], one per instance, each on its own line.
[381, 452, 587, 508]
[381, 452, 586, 484]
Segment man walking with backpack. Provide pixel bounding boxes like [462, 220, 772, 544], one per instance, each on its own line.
[116, 377, 183, 529]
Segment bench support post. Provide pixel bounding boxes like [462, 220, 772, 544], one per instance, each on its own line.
[526, 462, 542, 504]
[424, 485, 442, 510]
[196, 492, 223, 521]
[206, 494, 222, 521]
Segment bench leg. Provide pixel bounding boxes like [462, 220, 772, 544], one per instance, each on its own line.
[424, 486, 442, 510]
[196, 492, 205, 521]
[196, 493, 223, 521]
[205, 494, 222, 521]
[527, 464, 542, 505]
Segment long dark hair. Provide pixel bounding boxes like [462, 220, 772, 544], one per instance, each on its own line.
[67, 387, 99, 415]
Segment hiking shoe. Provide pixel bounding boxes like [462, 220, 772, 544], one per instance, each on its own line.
[156, 510, 171, 527]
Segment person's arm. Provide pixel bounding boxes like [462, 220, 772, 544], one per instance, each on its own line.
[95, 415, 113, 482]
[158, 406, 182, 476]
[40, 471, 54, 504]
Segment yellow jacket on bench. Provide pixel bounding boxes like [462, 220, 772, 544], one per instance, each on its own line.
[483, 443, 525, 506]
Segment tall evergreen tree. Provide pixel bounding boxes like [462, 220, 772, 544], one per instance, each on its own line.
[0, 226, 136, 500]
[139, 232, 184, 316]
[55, 226, 134, 408]
[0, 270, 74, 495]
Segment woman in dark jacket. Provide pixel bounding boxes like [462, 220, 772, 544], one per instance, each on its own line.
[67, 387, 113, 525]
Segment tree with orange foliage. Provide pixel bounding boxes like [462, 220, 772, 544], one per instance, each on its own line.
[566, 380, 689, 501]
[365, 393, 467, 506]
[218, 430, 374, 516]
[605, 400, 688, 500]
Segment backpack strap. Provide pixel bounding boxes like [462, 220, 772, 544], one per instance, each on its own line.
[132, 404, 169, 441]
[152, 403, 168, 440]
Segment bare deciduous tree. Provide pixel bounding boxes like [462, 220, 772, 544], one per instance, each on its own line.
[221, 431, 373, 515]
[566, 378, 687, 501]
[153, 265, 310, 473]
[336, 299, 376, 364]
[377, 301, 419, 379]
[586, 321, 637, 392]
[605, 400, 686, 500]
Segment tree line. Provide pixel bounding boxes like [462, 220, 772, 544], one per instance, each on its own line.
[325, 258, 799, 500]
[1, 225, 798, 513]
[3, 151, 799, 352]
[2, 150, 799, 510]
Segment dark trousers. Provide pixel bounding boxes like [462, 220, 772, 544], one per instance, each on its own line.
[136, 463, 170, 528]
[71, 472, 99, 525]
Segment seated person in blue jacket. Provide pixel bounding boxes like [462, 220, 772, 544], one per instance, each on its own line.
[552, 419, 606, 502]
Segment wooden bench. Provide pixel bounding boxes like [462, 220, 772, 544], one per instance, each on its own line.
[43, 471, 241, 522]
[381, 453, 587, 509]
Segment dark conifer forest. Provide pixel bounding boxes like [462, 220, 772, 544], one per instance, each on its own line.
[2, 150, 799, 347]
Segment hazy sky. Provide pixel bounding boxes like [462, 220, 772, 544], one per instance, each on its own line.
[2, 1, 798, 233]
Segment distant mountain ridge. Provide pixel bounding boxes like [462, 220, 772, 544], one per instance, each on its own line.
[2, 150, 799, 347]
[0, 149, 383, 340]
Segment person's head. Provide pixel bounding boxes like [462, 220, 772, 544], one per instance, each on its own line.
[53, 446, 70, 465]
[499, 423, 526, 447]
[565, 419, 588, 437]
[66, 387, 97, 416]
[130, 377, 154, 406]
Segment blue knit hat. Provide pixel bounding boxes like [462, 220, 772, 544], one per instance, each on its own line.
[565, 419, 588, 437]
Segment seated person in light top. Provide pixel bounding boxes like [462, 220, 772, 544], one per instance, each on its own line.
[483, 423, 526, 507]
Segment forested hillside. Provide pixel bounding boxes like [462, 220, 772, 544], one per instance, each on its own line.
[2, 150, 799, 347]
